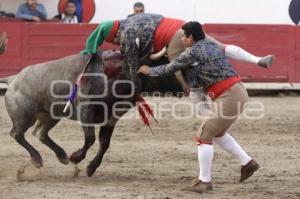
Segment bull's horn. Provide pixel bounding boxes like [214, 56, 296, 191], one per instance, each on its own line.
[149, 46, 167, 61]
[135, 38, 140, 49]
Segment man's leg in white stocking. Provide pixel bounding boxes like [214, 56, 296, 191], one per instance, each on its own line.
[198, 144, 214, 182]
[214, 133, 260, 182]
[205, 34, 274, 68]
[214, 133, 251, 166]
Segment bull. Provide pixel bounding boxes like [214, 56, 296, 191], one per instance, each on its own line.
[0, 50, 182, 177]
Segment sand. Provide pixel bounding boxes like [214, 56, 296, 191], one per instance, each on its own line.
[0, 95, 299, 199]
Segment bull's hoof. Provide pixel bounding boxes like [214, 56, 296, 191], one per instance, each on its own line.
[69, 150, 85, 164]
[57, 151, 69, 165]
[31, 157, 43, 168]
[86, 164, 97, 177]
[58, 156, 69, 165]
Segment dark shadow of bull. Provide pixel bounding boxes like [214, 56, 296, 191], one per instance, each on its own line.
[0, 50, 183, 177]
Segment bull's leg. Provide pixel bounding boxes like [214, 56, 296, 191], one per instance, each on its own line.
[86, 125, 115, 177]
[5, 90, 43, 168]
[38, 118, 69, 165]
[69, 126, 95, 164]
[10, 120, 43, 168]
[69, 102, 96, 164]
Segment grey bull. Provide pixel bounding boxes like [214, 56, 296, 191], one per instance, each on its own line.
[0, 50, 182, 177]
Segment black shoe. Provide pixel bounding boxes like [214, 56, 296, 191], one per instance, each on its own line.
[240, 159, 260, 182]
[258, 55, 275, 68]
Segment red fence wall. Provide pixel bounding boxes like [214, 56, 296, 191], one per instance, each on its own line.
[204, 24, 296, 82]
[0, 22, 299, 83]
[0, 22, 118, 77]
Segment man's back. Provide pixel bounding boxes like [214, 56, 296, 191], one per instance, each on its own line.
[119, 13, 163, 71]
[182, 40, 237, 89]
[120, 13, 163, 31]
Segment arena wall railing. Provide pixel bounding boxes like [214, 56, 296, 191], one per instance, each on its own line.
[0, 22, 299, 90]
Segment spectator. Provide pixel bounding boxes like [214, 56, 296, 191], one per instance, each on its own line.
[127, 2, 144, 18]
[53, 1, 78, 24]
[0, 32, 8, 55]
[16, 0, 47, 22]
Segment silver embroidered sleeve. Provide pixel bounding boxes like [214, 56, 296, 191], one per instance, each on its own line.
[164, 48, 196, 73]
[149, 64, 168, 76]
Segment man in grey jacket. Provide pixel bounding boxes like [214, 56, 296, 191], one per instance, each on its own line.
[138, 21, 260, 193]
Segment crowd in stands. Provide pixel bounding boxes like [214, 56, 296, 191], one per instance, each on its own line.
[1, 0, 83, 24]
[0, 1, 144, 55]
[0, 0, 145, 23]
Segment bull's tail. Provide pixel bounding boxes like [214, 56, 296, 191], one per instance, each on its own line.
[0, 75, 17, 85]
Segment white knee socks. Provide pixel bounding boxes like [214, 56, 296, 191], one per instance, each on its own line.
[225, 45, 261, 64]
[214, 133, 251, 166]
[198, 144, 214, 182]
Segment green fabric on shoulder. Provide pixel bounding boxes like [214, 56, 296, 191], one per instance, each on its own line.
[81, 21, 114, 55]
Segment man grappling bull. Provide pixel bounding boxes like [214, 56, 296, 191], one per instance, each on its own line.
[138, 21, 260, 193]
[82, 13, 274, 94]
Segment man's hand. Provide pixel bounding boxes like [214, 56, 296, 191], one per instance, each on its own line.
[137, 65, 151, 75]
[32, 16, 41, 22]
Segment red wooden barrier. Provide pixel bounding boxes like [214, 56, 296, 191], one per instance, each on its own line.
[295, 27, 300, 82]
[0, 22, 298, 83]
[0, 22, 118, 77]
[204, 24, 295, 82]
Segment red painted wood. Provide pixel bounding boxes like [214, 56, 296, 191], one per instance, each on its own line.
[0, 22, 119, 77]
[204, 24, 293, 82]
[0, 22, 298, 83]
[294, 27, 300, 82]
[288, 26, 296, 82]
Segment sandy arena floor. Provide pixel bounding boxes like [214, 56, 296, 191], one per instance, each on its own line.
[0, 95, 299, 199]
